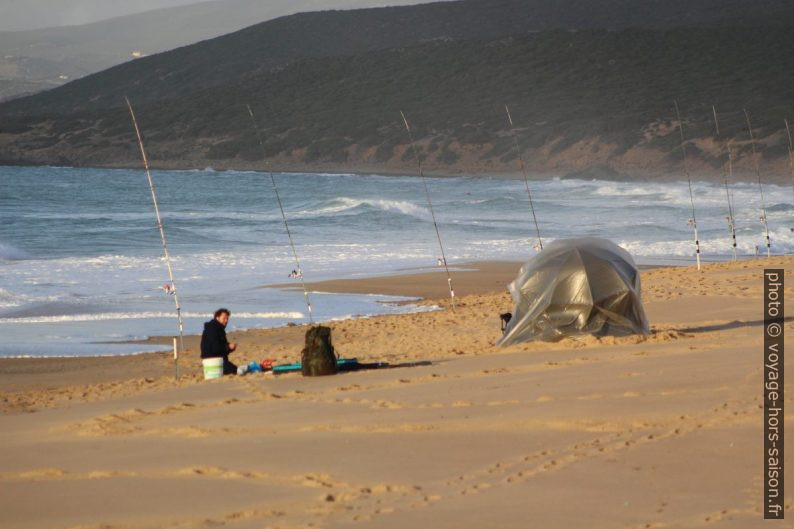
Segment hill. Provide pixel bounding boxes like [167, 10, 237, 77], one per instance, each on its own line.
[0, 0, 444, 101]
[1, 25, 793, 180]
[2, 0, 794, 115]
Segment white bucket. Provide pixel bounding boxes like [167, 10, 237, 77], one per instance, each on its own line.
[202, 357, 224, 380]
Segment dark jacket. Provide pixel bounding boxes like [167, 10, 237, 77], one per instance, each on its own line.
[200, 318, 229, 359]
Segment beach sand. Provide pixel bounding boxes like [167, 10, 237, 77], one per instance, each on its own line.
[0, 257, 792, 528]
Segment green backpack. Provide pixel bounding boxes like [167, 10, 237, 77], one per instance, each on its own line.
[301, 326, 338, 376]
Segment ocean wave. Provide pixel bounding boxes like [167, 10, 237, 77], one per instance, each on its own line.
[453, 196, 521, 206]
[767, 203, 794, 213]
[294, 197, 429, 219]
[579, 180, 793, 210]
[0, 311, 305, 324]
[0, 288, 25, 307]
[618, 230, 794, 257]
[0, 241, 30, 261]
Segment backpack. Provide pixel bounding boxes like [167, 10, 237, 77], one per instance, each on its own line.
[301, 326, 338, 376]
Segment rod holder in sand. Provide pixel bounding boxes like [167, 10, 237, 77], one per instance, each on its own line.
[173, 337, 178, 380]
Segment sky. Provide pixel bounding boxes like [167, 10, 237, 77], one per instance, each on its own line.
[0, 0, 202, 31]
[0, 0, 441, 32]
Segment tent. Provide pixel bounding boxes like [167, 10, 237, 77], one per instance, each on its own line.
[498, 238, 650, 345]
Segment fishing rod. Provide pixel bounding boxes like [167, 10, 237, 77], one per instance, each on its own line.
[674, 100, 702, 270]
[246, 104, 314, 324]
[125, 97, 185, 380]
[399, 110, 456, 310]
[743, 109, 772, 258]
[505, 104, 543, 251]
[711, 106, 737, 260]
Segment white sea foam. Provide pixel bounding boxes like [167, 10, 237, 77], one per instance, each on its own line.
[0, 311, 305, 324]
[0, 241, 29, 260]
[0, 288, 24, 307]
[296, 197, 429, 219]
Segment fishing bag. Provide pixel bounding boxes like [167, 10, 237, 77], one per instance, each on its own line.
[301, 326, 338, 376]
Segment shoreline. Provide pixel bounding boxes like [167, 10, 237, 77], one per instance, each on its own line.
[0, 260, 526, 396]
[264, 260, 678, 301]
[1, 254, 783, 400]
[5, 259, 677, 360]
[0, 161, 785, 185]
[264, 261, 525, 301]
[0, 256, 750, 365]
[112, 260, 528, 355]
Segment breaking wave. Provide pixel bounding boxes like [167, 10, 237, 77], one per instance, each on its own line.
[296, 197, 429, 219]
[0, 311, 305, 324]
[0, 241, 29, 261]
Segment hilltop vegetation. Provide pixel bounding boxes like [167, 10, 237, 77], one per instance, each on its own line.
[2, 0, 793, 115]
[1, 1, 793, 179]
[0, 0, 439, 101]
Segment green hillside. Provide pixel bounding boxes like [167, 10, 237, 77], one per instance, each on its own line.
[1, 0, 793, 179]
[2, 0, 793, 115]
[1, 25, 793, 178]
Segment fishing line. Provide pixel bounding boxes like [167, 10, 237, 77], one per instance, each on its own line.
[711, 106, 738, 260]
[399, 110, 456, 310]
[505, 105, 543, 252]
[785, 118, 794, 203]
[246, 104, 314, 324]
[674, 100, 702, 270]
[743, 109, 772, 257]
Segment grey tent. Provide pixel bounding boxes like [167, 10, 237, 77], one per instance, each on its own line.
[498, 238, 650, 345]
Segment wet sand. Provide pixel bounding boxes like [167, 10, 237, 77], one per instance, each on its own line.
[266, 261, 526, 300]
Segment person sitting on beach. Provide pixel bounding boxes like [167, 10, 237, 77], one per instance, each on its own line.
[200, 308, 238, 375]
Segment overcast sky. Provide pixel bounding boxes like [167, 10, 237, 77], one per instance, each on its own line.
[0, 0, 205, 31]
[0, 0, 441, 32]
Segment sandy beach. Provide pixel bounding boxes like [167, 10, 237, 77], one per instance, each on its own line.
[1, 257, 792, 528]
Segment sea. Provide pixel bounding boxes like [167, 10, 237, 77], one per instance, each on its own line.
[1, 166, 792, 357]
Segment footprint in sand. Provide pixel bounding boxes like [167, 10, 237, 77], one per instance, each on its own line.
[177, 466, 265, 480]
[370, 400, 403, 410]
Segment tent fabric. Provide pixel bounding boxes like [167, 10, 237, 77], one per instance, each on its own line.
[498, 238, 650, 345]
